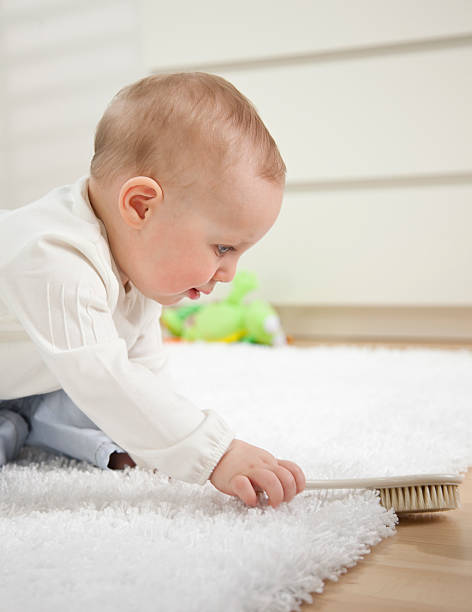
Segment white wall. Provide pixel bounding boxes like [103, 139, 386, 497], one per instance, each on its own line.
[1, 1, 471, 309]
[0, 0, 144, 207]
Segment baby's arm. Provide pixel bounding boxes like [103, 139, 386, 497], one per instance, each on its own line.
[209, 439, 306, 508]
[0, 239, 234, 485]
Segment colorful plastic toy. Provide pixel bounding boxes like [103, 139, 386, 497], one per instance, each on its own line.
[161, 270, 287, 346]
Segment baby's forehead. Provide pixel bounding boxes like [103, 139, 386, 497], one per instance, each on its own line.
[176, 153, 281, 234]
[195, 202, 264, 248]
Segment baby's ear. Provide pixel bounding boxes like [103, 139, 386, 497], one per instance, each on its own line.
[118, 177, 163, 228]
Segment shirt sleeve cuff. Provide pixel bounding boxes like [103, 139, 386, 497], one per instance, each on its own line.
[126, 409, 235, 485]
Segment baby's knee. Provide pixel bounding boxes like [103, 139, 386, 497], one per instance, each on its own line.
[0, 408, 29, 465]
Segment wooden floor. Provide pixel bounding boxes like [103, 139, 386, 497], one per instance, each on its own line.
[290, 338, 472, 612]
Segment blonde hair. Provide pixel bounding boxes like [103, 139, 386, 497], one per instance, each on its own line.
[89, 72, 286, 193]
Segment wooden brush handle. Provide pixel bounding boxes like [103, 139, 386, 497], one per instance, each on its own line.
[304, 473, 464, 490]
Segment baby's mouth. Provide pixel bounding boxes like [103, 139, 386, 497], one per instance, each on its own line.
[186, 288, 201, 300]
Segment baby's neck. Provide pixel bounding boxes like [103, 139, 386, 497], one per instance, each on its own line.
[87, 176, 130, 289]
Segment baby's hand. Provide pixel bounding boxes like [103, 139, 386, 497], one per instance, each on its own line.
[209, 438, 306, 508]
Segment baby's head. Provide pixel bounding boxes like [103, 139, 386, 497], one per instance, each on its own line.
[87, 72, 286, 305]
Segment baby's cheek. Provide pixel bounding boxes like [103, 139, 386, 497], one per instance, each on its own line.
[156, 265, 197, 292]
[179, 257, 215, 287]
[153, 247, 214, 292]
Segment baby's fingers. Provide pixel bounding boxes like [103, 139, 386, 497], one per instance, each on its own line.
[277, 459, 306, 493]
[230, 474, 259, 507]
[250, 470, 285, 508]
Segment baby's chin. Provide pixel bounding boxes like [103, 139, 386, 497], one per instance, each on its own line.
[154, 293, 187, 306]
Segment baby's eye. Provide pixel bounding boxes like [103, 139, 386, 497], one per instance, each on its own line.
[216, 245, 234, 256]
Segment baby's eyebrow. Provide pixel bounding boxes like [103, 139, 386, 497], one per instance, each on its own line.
[215, 236, 255, 248]
[234, 240, 255, 247]
[227, 241, 253, 250]
[218, 240, 247, 248]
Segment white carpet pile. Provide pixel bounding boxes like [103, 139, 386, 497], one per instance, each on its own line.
[1, 343, 471, 612]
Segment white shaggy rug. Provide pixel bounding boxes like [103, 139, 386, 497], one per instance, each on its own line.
[1, 343, 471, 612]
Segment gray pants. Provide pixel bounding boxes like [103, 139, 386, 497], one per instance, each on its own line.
[0, 389, 126, 470]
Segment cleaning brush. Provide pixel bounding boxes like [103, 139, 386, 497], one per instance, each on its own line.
[256, 473, 464, 514]
[301, 473, 464, 515]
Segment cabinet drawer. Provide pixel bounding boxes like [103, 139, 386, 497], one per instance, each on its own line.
[223, 185, 472, 305]
[218, 46, 472, 182]
[139, 0, 472, 70]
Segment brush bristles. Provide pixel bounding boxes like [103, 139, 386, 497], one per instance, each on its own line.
[379, 484, 460, 514]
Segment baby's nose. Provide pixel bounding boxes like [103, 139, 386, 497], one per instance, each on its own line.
[213, 270, 234, 283]
[213, 262, 237, 284]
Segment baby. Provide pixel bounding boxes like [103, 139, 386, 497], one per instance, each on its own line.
[0, 72, 305, 508]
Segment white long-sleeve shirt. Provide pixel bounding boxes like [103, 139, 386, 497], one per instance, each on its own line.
[0, 175, 235, 484]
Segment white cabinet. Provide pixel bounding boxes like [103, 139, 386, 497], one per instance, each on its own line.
[138, 1, 472, 308]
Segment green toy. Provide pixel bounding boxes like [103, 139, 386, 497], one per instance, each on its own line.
[161, 270, 287, 346]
